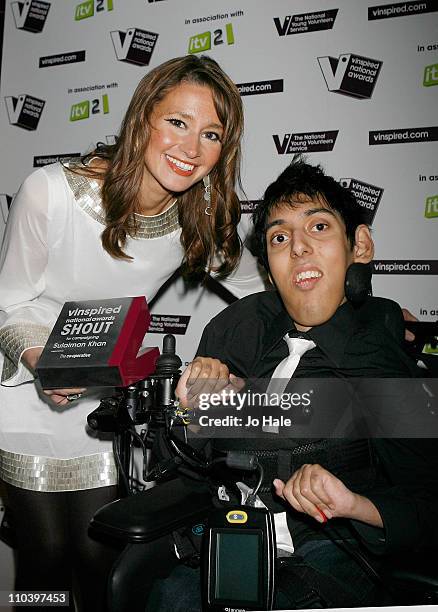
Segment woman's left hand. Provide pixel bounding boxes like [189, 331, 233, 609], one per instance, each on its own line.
[43, 388, 86, 406]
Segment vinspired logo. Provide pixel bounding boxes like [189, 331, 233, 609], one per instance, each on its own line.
[274, 8, 338, 36]
[188, 23, 234, 54]
[1, 194, 13, 225]
[75, 0, 113, 21]
[5, 94, 45, 130]
[70, 94, 109, 122]
[318, 52, 383, 99]
[340, 178, 383, 225]
[111, 28, 159, 66]
[273, 130, 338, 154]
[11, 0, 50, 33]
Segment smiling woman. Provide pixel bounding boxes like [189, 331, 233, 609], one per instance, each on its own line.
[141, 82, 223, 212]
[0, 55, 265, 611]
[86, 54, 246, 278]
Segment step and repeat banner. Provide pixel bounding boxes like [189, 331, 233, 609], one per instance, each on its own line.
[0, 0, 437, 366]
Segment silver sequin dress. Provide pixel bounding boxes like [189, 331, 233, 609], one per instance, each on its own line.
[0, 161, 264, 491]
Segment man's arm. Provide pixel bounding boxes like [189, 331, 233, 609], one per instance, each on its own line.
[176, 356, 231, 407]
[274, 464, 383, 527]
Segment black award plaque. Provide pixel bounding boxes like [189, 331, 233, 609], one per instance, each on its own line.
[36, 296, 159, 388]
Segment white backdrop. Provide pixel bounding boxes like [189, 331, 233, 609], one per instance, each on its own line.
[0, 0, 437, 601]
[1, 0, 437, 365]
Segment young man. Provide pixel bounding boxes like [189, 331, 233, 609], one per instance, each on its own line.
[172, 159, 438, 608]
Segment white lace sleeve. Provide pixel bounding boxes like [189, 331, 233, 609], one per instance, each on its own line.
[0, 169, 52, 385]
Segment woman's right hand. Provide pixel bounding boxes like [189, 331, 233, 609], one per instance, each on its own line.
[22, 347, 86, 406]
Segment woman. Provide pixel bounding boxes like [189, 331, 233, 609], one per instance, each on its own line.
[0, 55, 264, 610]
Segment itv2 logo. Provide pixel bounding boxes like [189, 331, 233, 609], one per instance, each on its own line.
[11, 0, 50, 33]
[70, 94, 109, 122]
[318, 53, 383, 99]
[424, 63, 438, 87]
[425, 195, 438, 218]
[188, 23, 234, 54]
[75, 0, 113, 21]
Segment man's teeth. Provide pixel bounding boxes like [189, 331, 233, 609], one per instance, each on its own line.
[296, 270, 322, 282]
[166, 155, 194, 171]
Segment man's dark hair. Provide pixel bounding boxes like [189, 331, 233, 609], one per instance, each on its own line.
[253, 157, 368, 270]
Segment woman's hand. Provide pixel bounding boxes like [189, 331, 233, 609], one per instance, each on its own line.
[274, 463, 383, 527]
[22, 347, 85, 406]
[41, 388, 86, 406]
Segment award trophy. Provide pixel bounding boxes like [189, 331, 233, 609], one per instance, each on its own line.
[36, 296, 159, 388]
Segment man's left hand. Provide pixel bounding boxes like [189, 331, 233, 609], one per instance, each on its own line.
[274, 463, 383, 527]
[274, 463, 355, 523]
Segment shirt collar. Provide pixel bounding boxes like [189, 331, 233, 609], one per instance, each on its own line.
[260, 300, 296, 358]
[261, 298, 358, 367]
[307, 301, 358, 367]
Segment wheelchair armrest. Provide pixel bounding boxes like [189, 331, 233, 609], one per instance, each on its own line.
[90, 477, 215, 543]
[386, 554, 438, 588]
[382, 550, 438, 605]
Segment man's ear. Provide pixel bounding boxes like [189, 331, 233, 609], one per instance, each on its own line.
[353, 224, 374, 263]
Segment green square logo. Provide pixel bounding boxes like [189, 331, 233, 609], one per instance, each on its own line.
[423, 63, 438, 87]
[425, 195, 438, 218]
[70, 100, 90, 122]
[188, 32, 211, 54]
[75, 0, 94, 21]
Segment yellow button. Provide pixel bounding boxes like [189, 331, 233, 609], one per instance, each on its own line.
[226, 510, 248, 524]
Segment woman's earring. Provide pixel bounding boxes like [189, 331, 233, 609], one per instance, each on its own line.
[203, 175, 211, 215]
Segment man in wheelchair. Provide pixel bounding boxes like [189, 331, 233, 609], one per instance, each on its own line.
[95, 158, 438, 610]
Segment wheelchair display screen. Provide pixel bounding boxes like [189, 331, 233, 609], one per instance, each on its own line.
[215, 531, 261, 602]
[202, 506, 275, 611]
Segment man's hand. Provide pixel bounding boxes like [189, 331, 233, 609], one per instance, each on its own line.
[22, 347, 86, 406]
[176, 357, 242, 408]
[274, 463, 383, 527]
[402, 308, 418, 342]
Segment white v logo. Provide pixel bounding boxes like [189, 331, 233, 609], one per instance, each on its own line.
[318, 54, 351, 90]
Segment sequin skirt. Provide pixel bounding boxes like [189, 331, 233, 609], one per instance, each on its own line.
[0, 449, 118, 492]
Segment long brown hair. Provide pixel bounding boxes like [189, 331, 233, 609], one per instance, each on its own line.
[83, 55, 244, 278]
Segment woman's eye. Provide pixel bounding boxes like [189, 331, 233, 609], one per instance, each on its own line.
[271, 233, 288, 245]
[166, 118, 185, 128]
[203, 131, 222, 142]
